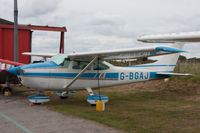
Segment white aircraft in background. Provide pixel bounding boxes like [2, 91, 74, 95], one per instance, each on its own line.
[1, 32, 199, 104]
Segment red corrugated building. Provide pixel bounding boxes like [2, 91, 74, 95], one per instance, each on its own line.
[0, 18, 31, 64]
[0, 18, 66, 64]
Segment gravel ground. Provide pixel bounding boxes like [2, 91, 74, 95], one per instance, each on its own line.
[0, 95, 123, 133]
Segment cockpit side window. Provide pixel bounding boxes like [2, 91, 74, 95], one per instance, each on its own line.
[93, 62, 109, 70]
[60, 58, 70, 68]
[72, 61, 91, 70]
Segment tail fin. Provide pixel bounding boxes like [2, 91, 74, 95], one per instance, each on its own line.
[140, 43, 184, 72]
[137, 31, 200, 72]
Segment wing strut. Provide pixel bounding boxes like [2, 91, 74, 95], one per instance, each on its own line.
[64, 56, 98, 91]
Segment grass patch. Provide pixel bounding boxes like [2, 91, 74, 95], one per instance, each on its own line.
[47, 87, 200, 133]
[46, 63, 200, 133]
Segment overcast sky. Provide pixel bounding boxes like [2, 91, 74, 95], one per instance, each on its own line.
[1, 0, 200, 58]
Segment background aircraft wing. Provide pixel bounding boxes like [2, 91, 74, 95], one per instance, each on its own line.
[68, 46, 184, 61]
[0, 59, 24, 71]
[22, 52, 57, 58]
[0, 59, 24, 66]
[137, 31, 200, 43]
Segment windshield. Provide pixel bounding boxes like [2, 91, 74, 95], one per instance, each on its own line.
[48, 54, 68, 65]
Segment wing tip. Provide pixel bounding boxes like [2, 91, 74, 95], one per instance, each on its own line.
[155, 46, 186, 53]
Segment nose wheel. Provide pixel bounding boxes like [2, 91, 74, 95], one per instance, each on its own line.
[0, 85, 2, 92]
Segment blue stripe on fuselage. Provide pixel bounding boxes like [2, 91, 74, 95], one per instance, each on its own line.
[21, 72, 119, 79]
[21, 71, 172, 80]
[105, 73, 118, 79]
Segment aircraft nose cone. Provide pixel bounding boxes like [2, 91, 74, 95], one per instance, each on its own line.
[7, 67, 24, 75]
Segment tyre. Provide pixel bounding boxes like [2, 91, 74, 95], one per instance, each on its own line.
[3, 87, 12, 93]
[60, 96, 68, 99]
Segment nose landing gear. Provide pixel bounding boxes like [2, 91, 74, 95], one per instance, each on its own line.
[2, 87, 12, 96]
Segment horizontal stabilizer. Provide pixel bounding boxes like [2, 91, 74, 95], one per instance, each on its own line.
[137, 31, 200, 43]
[156, 72, 192, 76]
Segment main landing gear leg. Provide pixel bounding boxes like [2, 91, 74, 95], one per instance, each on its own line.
[86, 88, 96, 106]
[86, 88, 94, 96]
[60, 91, 68, 99]
[86, 88, 109, 106]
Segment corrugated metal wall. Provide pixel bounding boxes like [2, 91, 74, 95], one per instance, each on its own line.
[0, 27, 31, 64]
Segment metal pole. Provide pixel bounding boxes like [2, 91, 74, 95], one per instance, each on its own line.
[14, 0, 18, 62]
[59, 32, 64, 53]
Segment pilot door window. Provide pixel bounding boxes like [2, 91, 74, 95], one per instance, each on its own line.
[60, 58, 70, 68]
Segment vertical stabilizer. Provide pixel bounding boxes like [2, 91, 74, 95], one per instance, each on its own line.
[139, 43, 184, 71]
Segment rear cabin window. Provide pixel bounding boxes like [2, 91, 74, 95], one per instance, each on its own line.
[72, 61, 91, 70]
[93, 62, 109, 70]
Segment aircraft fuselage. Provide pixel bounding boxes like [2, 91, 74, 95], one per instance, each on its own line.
[9, 61, 170, 91]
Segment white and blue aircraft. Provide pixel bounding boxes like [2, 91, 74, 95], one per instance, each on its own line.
[1, 32, 200, 104]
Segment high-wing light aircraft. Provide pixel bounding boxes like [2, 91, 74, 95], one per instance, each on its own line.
[1, 32, 199, 104]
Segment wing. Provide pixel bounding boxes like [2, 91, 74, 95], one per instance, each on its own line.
[68, 46, 185, 61]
[22, 52, 57, 58]
[137, 31, 200, 43]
